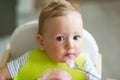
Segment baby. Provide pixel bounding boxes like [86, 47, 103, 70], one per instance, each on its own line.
[0, 0, 100, 80]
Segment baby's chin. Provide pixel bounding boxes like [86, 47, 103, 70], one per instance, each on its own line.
[52, 56, 75, 63]
[65, 56, 75, 61]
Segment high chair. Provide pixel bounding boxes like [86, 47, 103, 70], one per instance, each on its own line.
[0, 20, 102, 77]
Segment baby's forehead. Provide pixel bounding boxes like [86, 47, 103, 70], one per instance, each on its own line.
[41, 12, 82, 34]
[43, 12, 82, 25]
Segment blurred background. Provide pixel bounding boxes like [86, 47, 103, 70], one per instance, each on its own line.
[0, 0, 120, 79]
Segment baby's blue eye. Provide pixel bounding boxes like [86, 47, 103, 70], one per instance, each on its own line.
[73, 35, 81, 40]
[56, 36, 64, 41]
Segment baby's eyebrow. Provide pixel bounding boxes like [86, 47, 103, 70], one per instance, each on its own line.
[55, 33, 64, 36]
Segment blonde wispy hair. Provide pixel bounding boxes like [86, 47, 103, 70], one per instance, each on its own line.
[38, 0, 81, 35]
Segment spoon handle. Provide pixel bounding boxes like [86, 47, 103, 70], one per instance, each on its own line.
[77, 68, 101, 80]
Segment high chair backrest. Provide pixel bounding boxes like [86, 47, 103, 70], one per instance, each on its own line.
[9, 20, 99, 64]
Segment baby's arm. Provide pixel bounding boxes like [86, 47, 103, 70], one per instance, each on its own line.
[0, 52, 29, 80]
[0, 66, 12, 80]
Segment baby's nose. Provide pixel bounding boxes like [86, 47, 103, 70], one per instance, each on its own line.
[67, 49, 75, 53]
[66, 40, 74, 50]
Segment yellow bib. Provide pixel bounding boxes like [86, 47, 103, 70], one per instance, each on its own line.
[14, 48, 86, 80]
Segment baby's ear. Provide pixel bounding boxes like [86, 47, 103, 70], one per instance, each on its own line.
[36, 34, 44, 50]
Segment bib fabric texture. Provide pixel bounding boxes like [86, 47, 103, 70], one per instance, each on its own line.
[14, 48, 86, 80]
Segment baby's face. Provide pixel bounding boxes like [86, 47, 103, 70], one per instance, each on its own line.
[39, 12, 83, 62]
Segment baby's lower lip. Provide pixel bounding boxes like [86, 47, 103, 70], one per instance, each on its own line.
[64, 54, 75, 58]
